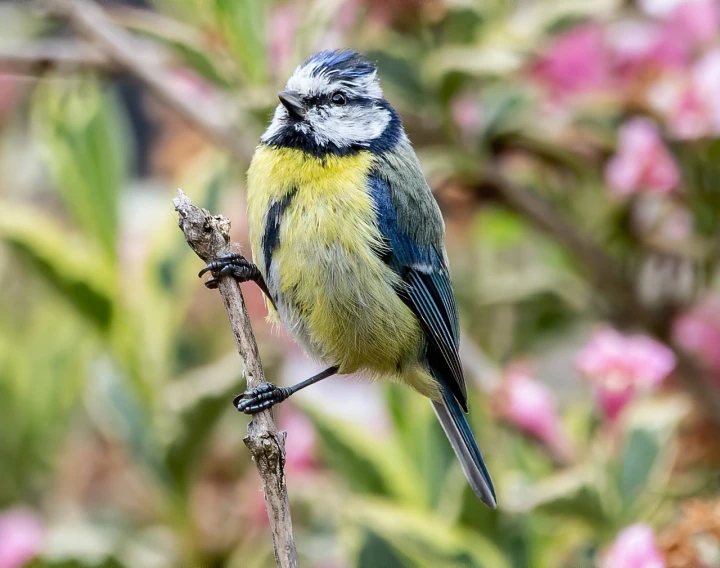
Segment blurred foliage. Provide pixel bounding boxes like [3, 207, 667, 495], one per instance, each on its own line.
[1, 0, 719, 566]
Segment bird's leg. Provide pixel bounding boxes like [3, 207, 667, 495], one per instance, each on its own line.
[234, 366, 339, 415]
[198, 252, 273, 304]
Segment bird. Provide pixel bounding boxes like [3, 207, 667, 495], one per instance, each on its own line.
[199, 49, 497, 509]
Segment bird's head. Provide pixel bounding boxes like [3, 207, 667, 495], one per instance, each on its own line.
[261, 49, 401, 156]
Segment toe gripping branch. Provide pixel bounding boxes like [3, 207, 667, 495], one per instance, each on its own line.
[198, 252, 261, 289]
[234, 383, 292, 415]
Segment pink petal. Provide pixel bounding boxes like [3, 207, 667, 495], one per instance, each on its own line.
[602, 524, 666, 568]
[530, 24, 611, 99]
[596, 379, 636, 421]
[500, 365, 571, 455]
[668, 0, 719, 46]
[0, 509, 44, 568]
[576, 328, 675, 420]
[605, 118, 680, 196]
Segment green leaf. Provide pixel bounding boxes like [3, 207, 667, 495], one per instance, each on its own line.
[32, 77, 129, 261]
[610, 398, 687, 519]
[302, 403, 424, 505]
[617, 428, 659, 508]
[346, 497, 511, 568]
[357, 529, 413, 568]
[384, 384, 456, 508]
[212, 0, 267, 84]
[126, 23, 236, 88]
[163, 367, 241, 491]
[0, 202, 115, 332]
[509, 467, 610, 528]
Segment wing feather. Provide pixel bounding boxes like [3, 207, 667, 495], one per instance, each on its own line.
[369, 172, 468, 410]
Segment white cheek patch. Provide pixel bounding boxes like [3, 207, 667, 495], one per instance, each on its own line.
[309, 105, 391, 148]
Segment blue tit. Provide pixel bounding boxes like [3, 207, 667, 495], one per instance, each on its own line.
[200, 49, 496, 508]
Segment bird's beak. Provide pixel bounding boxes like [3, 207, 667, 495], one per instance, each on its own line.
[278, 90, 306, 119]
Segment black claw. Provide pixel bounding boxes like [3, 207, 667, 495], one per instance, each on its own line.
[233, 382, 289, 415]
[199, 253, 259, 287]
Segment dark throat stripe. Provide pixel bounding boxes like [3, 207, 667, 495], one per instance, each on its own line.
[262, 188, 297, 272]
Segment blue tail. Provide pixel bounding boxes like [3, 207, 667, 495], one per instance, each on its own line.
[431, 387, 497, 509]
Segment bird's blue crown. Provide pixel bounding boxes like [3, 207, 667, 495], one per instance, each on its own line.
[302, 49, 376, 80]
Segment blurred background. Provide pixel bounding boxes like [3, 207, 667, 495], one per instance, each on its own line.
[0, 0, 719, 566]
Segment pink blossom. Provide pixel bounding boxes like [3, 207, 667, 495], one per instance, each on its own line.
[606, 20, 689, 78]
[497, 364, 572, 460]
[689, 48, 720, 133]
[666, 0, 719, 47]
[673, 297, 720, 378]
[530, 24, 612, 99]
[0, 509, 44, 568]
[450, 92, 483, 140]
[639, 0, 719, 48]
[576, 328, 676, 420]
[601, 524, 666, 568]
[605, 118, 680, 197]
[649, 48, 720, 139]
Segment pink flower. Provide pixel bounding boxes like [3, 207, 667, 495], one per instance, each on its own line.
[606, 20, 689, 78]
[0, 509, 44, 568]
[576, 328, 676, 420]
[497, 364, 572, 460]
[673, 297, 720, 379]
[649, 48, 720, 139]
[666, 0, 719, 47]
[601, 524, 666, 568]
[530, 24, 611, 99]
[605, 118, 680, 197]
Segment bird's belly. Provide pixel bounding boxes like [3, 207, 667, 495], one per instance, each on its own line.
[269, 240, 424, 375]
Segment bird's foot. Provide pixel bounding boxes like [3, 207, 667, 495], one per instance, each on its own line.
[198, 253, 260, 289]
[233, 382, 291, 415]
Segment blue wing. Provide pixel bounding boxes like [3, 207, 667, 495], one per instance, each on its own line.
[369, 173, 467, 410]
[369, 168, 497, 508]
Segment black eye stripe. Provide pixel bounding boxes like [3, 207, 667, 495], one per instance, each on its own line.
[303, 92, 356, 106]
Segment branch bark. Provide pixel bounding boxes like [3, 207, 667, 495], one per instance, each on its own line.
[173, 190, 298, 568]
[0, 40, 116, 75]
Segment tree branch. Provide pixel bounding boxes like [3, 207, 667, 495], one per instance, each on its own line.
[173, 190, 298, 568]
[0, 40, 116, 75]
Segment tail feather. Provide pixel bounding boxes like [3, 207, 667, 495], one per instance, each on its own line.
[432, 388, 497, 509]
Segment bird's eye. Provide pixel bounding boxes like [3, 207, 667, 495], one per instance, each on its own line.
[331, 91, 347, 105]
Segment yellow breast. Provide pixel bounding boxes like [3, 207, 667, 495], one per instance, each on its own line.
[245, 145, 425, 378]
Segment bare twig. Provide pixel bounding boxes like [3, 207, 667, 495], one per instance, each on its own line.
[0, 40, 114, 75]
[44, 0, 251, 162]
[173, 190, 298, 568]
